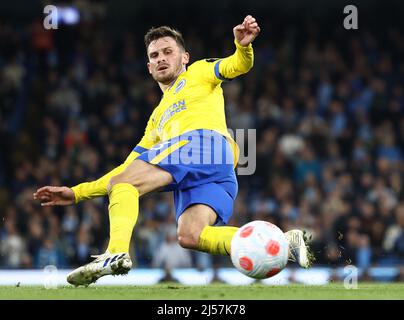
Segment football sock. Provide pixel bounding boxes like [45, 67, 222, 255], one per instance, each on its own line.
[198, 226, 238, 255]
[107, 183, 139, 254]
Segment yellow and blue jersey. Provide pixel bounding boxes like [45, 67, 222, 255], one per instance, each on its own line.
[134, 40, 254, 166]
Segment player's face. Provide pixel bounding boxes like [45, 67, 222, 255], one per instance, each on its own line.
[147, 37, 189, 85]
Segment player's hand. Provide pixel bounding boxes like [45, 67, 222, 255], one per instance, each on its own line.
[233, 15, 260, 47]
[33, 186, 75, 206]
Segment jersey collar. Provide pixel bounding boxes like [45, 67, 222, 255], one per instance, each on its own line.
[163, 69, 187, 94]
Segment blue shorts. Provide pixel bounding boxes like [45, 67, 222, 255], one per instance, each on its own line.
[135, 129, 238, 224]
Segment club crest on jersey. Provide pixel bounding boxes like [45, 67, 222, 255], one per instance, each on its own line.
[174, 79, 186, 94]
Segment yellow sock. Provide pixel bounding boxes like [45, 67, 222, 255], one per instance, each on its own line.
[198, 226, 238, 255]
[107, 183, 139, 254]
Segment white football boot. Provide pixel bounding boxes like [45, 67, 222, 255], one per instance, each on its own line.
[285, 229, 313, 268]
[67, 252, 132, 287]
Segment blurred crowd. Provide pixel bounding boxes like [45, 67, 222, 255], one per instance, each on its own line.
[1, 5, 404, 272]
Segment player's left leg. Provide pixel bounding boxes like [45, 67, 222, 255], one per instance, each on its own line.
[67, 159, 174, 286]
[105, 159, 173, 254]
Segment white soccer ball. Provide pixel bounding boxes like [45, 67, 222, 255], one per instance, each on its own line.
[231, 220, 289, 279]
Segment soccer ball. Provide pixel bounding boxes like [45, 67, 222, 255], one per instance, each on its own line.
[230, 220, 289, 279]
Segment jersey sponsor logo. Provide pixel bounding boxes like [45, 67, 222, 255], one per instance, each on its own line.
[174, 79, 186, 94]
[158, 99, 187, 132]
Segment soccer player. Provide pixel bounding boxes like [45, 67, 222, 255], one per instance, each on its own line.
[34, 15, 312, 286]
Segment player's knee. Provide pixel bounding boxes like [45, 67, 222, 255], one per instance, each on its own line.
[107, 175, 136, 193]
[177, 232, 200, 250]
[108, 175, 122, 189]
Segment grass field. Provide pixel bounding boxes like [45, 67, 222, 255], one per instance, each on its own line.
[0, 283, 403, 300]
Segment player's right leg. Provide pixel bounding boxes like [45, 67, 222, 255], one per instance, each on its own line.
[175, 183, 238, 256]
[175, 190, 313, 269]
[67, 159, 173, 286]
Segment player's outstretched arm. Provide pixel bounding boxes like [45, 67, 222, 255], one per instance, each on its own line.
[233, 15, 261, 47]
[214, 15, 260, 80]
[68, 151, 140, 203]
[34, 114, 157, 206]
[33, 151, 139, 206]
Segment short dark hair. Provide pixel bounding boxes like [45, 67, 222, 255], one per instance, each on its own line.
[144, 26, 186, 52]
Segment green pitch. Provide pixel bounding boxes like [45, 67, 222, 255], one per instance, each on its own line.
[0, 283, 403, 300]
